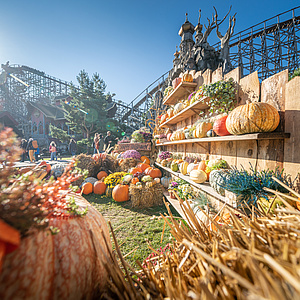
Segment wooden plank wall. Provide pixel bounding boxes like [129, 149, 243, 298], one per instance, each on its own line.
[161, 67, 299, 179]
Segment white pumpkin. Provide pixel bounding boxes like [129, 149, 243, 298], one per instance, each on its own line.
[187, 163, 198, 174]
[174, 102, 184, 114]
[190, 169, 207, 183]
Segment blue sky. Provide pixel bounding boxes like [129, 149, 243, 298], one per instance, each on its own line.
[0, 0, 298, 103]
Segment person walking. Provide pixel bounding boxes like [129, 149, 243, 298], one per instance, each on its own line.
[49, 141, 57, 161]
[20, 139, 28, 162]
[26, 138, 36, 163]
[98, 134, 105, 153]
[68, 138, 77, 156]
[93, 133, 100, 154]
[104, 131, 113, 152]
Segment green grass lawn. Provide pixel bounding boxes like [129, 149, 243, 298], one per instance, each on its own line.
[84, 194, 181, 268]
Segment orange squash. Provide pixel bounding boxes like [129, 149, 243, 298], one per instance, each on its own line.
[213, 116, 230, 136]
[198, 160, 207, 172]
[112, 184, 129, 202]
[94, 181, 107, 195]
[144, 167, 162, 178]
[0, 194, 111, 300]
[130, 167, 143, 175]
[140, 156, 150, 165]
[97, 171, 108, 180]
[131, 178, 139, 185]
[137, 163, 150, 172]
[82, 182, 93, 194]
[182, 72, 193, 82]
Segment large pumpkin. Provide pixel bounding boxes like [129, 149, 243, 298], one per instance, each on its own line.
[130, 167, 143, 175]
[213, 116, 230, 136]
[97, 171, 108, 180]
[226, 102, 280, 135]
[0, 194, 111, 300]
[94, 181, 107, 195]
[144, 167, 162, 178]
[112, 184, 129, 202]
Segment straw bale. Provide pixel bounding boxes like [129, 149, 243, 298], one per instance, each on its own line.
[130, 183, 164, 208]
[119, 158, 140, 172]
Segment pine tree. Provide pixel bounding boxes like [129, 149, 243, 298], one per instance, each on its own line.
[49, 124, 70, 143]
[63, 70, 108, 141]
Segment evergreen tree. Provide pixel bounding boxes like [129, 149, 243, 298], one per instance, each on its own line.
[63, 70, 109, 140]
[49, 124, 70, 143]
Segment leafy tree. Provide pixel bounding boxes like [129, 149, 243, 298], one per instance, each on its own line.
[49, 124, 70, 143]
[63, 70, 109, 140]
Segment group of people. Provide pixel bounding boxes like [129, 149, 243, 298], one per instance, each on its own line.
[20, 132, 116, 163]
[93, 131, 117, 154]
[20, 138, 78, 163]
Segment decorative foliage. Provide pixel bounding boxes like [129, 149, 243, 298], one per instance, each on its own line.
[0, 128, 85, 236]
[218, 164, 295, 207]
[201, 78, 236, 117]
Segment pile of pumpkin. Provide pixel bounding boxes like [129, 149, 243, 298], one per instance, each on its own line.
[80, 156, 165, 203]
[161, 99, 280, 140]
[157, 152, 229, 191]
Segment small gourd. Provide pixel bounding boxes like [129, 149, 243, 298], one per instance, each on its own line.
[207, 129, 217, 137]
[182, 72, 193, 82]
[179, 161, 189, 175]
[174, 102, 184, 114]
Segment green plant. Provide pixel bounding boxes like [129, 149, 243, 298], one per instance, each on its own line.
[289, 67, 300, 81]
[218, 164, 296, 208]
[201, 78, 236, 117]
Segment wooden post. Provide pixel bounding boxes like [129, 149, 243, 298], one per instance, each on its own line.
[284, 76, 300, 180]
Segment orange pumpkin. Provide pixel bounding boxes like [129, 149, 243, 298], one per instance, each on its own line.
[118, 159, 124, 166]
[182, 72, 193, 82]
[198, 160, 207, 172]
[144, 167, 162, 178]
[97, 171, 108, 180]
[137, 163, 150, 172]
[131, 178, 139, 185]
[130, 167, 143, 175]
[140, 156, 150, 165]
[213, 116, 230, 136]
[0, 194, 111, 299]
[82, 182, 93, 194]
[94, 181, 107, 195]
[112, 184, 129, 202]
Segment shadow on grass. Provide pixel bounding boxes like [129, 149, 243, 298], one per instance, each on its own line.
[84, 193, 180, 218]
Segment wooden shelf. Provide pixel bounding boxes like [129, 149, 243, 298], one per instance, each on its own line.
[156, 132, 290, 146]
[163, 81, 197, 105]
[159, 98, 209, 127]
[155, 162, 227, 203]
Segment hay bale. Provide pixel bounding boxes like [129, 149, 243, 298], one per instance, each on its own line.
[72, 154, 96, 186]
[130, 183, 164, 208]
[120, 158, 140, 172]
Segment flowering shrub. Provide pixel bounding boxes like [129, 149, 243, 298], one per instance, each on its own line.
[104, 172, 127, 188]
[168, 179, 194, 200]
[121, 150, 141, 160]
[158, 151, 172, 160]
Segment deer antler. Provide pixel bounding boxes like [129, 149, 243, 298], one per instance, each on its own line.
[214, 6, 232, 28]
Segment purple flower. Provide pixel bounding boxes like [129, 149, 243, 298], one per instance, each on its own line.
[121, 150, 141, 160]
[158, 151, 172, 160]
